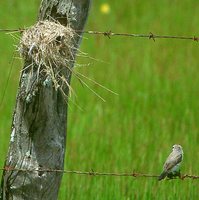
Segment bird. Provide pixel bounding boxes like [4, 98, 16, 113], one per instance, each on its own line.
[158, 144, 183, 181]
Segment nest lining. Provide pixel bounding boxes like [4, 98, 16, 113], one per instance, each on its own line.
[19, 20, 75, 65]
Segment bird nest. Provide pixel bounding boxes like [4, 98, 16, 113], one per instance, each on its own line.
[19, 20, 76, 91]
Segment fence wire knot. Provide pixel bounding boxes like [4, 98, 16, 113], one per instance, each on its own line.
[89, 169, 96, 176]
[131, 172, 138, 177]
[193, 36, 199, 42]
[149, 32, 155, 42]
[103, 31, 112, 39]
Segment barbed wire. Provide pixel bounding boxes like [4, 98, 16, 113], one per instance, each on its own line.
[79, 30, 199, 42]
[0, 28, 198, 42]
[0, 167, 198, 180]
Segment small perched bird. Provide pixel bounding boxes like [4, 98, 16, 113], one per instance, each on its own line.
[158, 144, 183, 181]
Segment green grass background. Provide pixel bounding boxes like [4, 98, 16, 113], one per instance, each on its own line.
[0, 0, 199, 199]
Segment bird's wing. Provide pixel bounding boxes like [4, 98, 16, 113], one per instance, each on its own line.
[163, 152, 182, 171]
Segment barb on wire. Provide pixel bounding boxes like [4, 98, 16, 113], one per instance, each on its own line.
[0, 28, 199, 42]
[0, 167, 199, 180]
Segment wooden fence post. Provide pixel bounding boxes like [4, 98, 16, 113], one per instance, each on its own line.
[0, 0, 90, 199]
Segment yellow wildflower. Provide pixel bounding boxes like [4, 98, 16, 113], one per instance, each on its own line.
[100, 3, 110, 14]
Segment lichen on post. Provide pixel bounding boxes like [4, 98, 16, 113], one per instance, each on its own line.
[0, 0, 90, 199]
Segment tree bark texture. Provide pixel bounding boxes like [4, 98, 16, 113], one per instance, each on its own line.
[0, 0, 90, 199]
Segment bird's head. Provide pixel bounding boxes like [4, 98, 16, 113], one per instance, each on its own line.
[172, 144, 183, 152]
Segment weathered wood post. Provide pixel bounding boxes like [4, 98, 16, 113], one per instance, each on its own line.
[0, 0, 90, 199]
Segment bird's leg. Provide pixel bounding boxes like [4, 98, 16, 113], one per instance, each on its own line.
[167, 170, 181, 179]
[167, 173, 174, 179]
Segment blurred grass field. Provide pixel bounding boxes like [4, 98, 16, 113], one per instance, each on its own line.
[1, 0, 199, 199]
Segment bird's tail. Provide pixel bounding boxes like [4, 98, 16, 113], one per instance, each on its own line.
[158, 171, 167, 181]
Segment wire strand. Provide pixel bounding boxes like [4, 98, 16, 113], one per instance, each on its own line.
[0, 167, 198, 180]
[0, 28, 198, 42]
